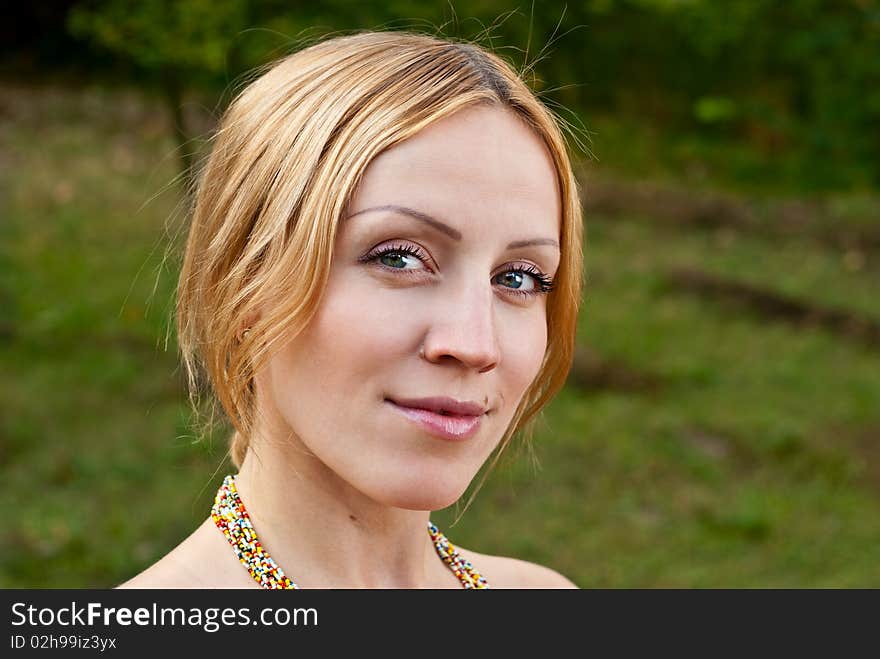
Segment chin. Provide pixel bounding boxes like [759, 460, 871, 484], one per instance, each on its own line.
[383, 491, 463, 512]
[366, 469, 474, 511]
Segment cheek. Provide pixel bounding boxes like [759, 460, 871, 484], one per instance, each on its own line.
[311, 275, 419, 359]
[498, 311, 549, 402]
[268, 276, 415, 403]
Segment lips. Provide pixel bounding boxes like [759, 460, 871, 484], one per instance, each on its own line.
[385, 397, 487, 441]
[387, 396, 488, 417]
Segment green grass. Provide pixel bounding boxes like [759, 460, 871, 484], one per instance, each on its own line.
[2, 83, 878, 587]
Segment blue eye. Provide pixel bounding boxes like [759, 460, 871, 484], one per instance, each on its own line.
[374, 243, 426, 270]
[360, 245, 428, 270]
[496, 270, 529, 290]
[494, 265, 556, 297]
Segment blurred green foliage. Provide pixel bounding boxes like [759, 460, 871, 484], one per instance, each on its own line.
[68, 0, 243, 73]
[44, 0, 880, 191]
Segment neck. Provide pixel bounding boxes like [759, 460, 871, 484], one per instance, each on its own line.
[231, 430, 459, 589]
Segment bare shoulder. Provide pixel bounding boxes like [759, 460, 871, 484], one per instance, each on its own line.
[117, 518, 253, 589]
[455, 546, 578, 589]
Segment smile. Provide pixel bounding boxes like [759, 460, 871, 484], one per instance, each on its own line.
[384, 399, 484, 441]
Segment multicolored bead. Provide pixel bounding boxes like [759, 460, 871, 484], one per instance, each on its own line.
[211, 474, 490, 589]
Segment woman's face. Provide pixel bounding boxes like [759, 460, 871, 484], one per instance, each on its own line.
[257, 105, 562, 510]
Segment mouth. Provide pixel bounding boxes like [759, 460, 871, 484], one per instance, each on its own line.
[384, 399, 486, 441]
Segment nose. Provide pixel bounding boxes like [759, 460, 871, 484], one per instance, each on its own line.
[420, 281, 501, 373]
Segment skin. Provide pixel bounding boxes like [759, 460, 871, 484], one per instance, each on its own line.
[120, 104, 576, 588]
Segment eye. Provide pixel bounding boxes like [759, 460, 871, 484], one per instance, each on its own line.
[494, 264, 556, 298]
[358, 242, 431, 273]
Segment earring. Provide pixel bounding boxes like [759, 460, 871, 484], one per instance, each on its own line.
[240, 328, 251, 341]
[418, 347, 425, 359]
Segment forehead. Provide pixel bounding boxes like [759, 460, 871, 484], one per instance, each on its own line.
[347, 105, 561, 241]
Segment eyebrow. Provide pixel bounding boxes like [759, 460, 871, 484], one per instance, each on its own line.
[345, 204, 560, 250]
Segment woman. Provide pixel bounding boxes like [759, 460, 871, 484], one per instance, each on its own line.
[121, 30, 584, 589]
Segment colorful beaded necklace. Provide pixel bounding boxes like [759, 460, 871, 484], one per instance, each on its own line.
[211, 474, 490, 589]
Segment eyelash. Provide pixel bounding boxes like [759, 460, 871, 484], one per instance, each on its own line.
[358, 241, 556, 298]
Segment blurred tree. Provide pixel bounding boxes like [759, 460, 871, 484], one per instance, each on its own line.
[68, 0, 252, 178]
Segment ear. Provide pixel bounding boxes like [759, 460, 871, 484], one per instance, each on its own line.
[237, 310, 262, 341]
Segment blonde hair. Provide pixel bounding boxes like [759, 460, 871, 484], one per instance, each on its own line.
[177, 30, 584, 471]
